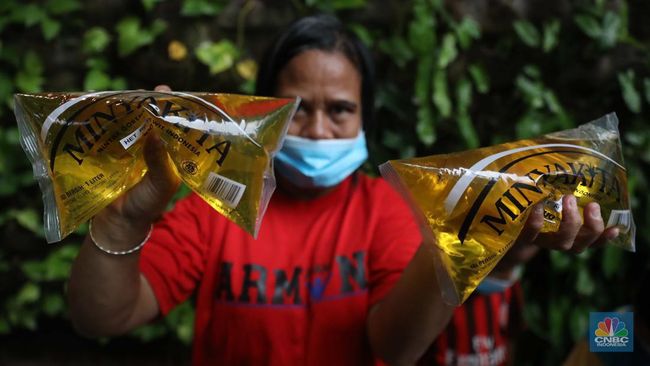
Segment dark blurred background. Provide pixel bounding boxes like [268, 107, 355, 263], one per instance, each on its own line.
[0, 0, 649, 365]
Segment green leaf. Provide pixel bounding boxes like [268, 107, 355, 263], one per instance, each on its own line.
[438, 33, 457, 68]
[456, 77, 473, 112]
[85, 57, 109, 71]
[618, 69, 641, 113]
[379, 36, 413, 68]
[0, 317, 9, 334]
[548, 297, 569, 348]
[46, 0, 81, 15]
[569, 306, 589, 342]
[516, 75, 544, 109]
[644, 78, 650, 105]
[456, 78, 478, 148]
[41, 17, 61, 41]
[550, 250, 572, 271]
[331, 0, 366, 9]
[22, 261, 45, 281]
[83, 27, 111, 54]
[181, 0, 223, 16]
[84, 69, 111, 91]
[195, 40, 239, 75]
[523, 65, 541, 78]
[468, 64, 489, 94]
[415, 54, 435, 146]
[454, 17, 480, 49]
[543, 90, 564, 115]
[415, 56, 432, 102]
[43, 294, 65, 316]
[513, 20, 540, 47]
[15, 51, 44, 92]
[142, 0, 164, 11]
[238, 79, 255, 95]
[131, 323, 167, 342]
[601, 11, 621, 48]
[416, 109, 436, 146]
[381, 130, 404, 150]
[10, 209, 43, 236]
[116, 17, 166, 57]
[15, 4, 46, 27]
[575, 14, 601, 39]
[602, 245, 623, 279]
[16, 283, 40, 305]
[432, 68, 451, 118]
[348, 23, 373, 47]
[0, 72, 14, 105]
[458, 113, 479, 148]
[542, 20, 561, 53]
[408, 10, 436, 54]
[522, 301, 543, 336]
[576, 266, 595, 296]
[44, 246, 78, 280]
[88, 64, 113, 81]
[24, 51, 44, 74]
[112, 77, 128, 90]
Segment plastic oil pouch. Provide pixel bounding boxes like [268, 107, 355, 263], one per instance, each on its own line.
[14, 91, 299, 242]
[380, 113, 635, 306]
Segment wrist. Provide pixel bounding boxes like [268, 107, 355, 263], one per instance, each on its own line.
[89, 213, 153, 253]
[476, 265, 522, 294]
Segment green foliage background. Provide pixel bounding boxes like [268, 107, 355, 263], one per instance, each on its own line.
[0, 0, 649, 364]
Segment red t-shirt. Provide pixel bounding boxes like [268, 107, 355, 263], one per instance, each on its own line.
[139, 173, 422, 365]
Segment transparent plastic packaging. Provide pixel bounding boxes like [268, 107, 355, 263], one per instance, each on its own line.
[15, 91, 298, 242]
[380, 113, 635, 306]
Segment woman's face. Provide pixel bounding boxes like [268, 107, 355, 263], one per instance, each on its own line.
[275, 49, 362, 139]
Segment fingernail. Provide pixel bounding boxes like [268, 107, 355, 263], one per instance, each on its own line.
[535, 204, 544, 215]
[568, 195, 576, 209]
[590, 204, 601, 219]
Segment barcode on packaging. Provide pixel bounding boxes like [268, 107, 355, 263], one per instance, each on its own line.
[203, 172, 246, 208]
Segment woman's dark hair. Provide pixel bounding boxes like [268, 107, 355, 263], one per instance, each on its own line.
[256, 14, 376, 132]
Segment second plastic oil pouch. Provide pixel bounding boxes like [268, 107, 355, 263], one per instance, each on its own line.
[380, 113, 635, 306]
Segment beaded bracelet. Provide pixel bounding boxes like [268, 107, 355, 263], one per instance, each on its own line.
[88, 218, 153, 256]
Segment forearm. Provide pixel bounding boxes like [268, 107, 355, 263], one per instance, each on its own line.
[67, 215, 157, 337]
[367, 243, 454, 365]
[491, 241, 539, 280]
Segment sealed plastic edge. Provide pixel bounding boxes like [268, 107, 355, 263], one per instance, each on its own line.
[582, 113, 636, 252]
[252, 97, 301, 239]
[14, 95, 62, 243]
[378, 161, 462, 306]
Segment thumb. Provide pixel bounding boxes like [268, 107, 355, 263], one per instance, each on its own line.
[120, 131, 180, 221]
[142, 131, 180, 197]
[154, 84, 172, 92]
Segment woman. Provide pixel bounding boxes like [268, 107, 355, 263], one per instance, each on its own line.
[67, 14, 616, 366]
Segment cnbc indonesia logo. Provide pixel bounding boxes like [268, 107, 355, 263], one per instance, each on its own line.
[590, 313, 634, 352]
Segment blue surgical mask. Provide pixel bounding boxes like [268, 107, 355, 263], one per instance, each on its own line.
[274, 132, 368, 188]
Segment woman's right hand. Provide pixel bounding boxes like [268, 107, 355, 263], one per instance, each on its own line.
[90, 85, 180, 250]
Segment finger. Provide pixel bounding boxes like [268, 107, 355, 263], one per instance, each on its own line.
[591, 227, 620, 249]
[570, 202, 605, 253]
[534, 195, 582, 251]
[516, 203, 544, 245]
[154, 84, 172, 92]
